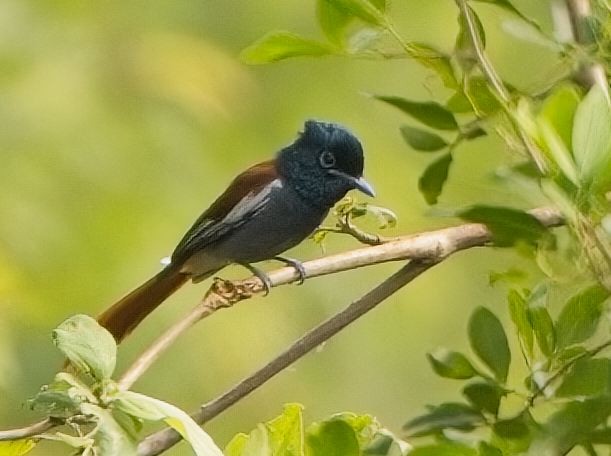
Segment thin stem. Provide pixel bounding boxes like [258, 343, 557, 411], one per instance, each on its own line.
[137, 260, 434, 456]
[0, 418, 56, 442]
[529, 339, 611, 404]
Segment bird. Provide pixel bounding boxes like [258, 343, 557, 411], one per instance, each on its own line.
[97, 120, 375, 343]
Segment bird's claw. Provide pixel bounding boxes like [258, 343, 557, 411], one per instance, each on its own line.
[239, 263, 272, 295]
[274, 256, 307, 285]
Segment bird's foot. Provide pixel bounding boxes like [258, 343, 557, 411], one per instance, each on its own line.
[239, 263, 272, 295]
[274, 256, 306, 285]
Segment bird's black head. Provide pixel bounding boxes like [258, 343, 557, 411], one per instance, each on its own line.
[277, 120, 375, 208]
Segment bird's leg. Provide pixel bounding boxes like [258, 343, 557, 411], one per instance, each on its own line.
[239, 263, 272, 295]
[273, 256, 306, 285]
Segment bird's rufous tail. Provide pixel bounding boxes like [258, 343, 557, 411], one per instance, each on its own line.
[97, 266, 189, 343]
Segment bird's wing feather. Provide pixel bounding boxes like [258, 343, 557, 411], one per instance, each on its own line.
[171, 160, 279, 263]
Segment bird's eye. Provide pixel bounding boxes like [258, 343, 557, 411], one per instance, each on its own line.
[319, 150, 336, 168]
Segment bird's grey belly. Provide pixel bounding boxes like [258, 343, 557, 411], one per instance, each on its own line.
[182, 187, 327, 276]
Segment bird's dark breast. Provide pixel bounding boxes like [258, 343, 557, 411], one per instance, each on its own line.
[182, 181, 328, 276]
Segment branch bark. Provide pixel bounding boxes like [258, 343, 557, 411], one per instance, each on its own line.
[135, 207, 563, 456]
[0, 207, 564, 446]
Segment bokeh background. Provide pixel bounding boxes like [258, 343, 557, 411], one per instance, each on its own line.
[0, 1, 559, 454]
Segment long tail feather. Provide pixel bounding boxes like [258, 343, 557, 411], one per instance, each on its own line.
[97, 266, 189, 343]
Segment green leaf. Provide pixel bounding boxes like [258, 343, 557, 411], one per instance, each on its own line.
[0, 440, 36, 456]
[478, 442, 502, 456]
[468, 307, 511, 382]
[363, 429, 411, 455]
[405, 43, 458, 90]
[537, 118, 579, 184]
[472, 0, 538, 28]
[539, 84, 581, 153]
[556, 285, 609, 348]
[491, 412, 535, 454]
[465, 77, 502, 116]
[81, 404, 138, 456]
[320, 0, 386, 27]
[408, 442, 477, 456]
[534, 397, 611, 455]
[317, 0, 387, 46]
[573, 84, 611, 188]
[418, 152, 453, 205]
[463, 381, 504, 415]
[52, 314, 117, 381]
[404, 403, 483, 437]
[529, 305, 556, 357]
[241, 32, 333, 64]
[113, 391, 223, 456]
[374, 96, 458, 130]
[30, 372, 96, 417]
[507, 289, 534, 358]
[225, 404, 305, 455]
[427, 349, 477, 379]
[556, 358, 611, 397]
[307, 420, 360, 456]
[459, 205, 547, 247]
[455, 6, 486, 71]
[400, 126, 448, 152]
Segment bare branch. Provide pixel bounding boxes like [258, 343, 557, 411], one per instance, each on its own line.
[0, 207, 563, 446]
[135, 207, 563, 456]
[137, 260, 434, 456]
[0, 418, 56, 442]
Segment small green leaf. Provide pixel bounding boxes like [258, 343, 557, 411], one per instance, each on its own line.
[556, 358, 611, 397]
[539, 84, 581, 153]
[112, 391, 223, 456]
[478, 442, 502, 456]
[446, 92, 473, 113]
[491, 412, 535, 454]
[400, 126, 448, 152]
[52, 314, 117, 381]
[463, 381, 504, 415]
[427, 349, 477, 379]
[407, 442, 477, 456]
[0, 440, 36, 456]
[507, 289, 534, 358]
[365, 205, 398, 229]
[418, 152, 453, 205]
[534, 397, 611, 455]
[537, 118, 579, 185]
[528, 304, 556, 357]
[307, 420, 360, 456]
[30, 372, 96, 417]
[572, 84, 611, 188]
[363, 429, 411, 455]
[473, 0, 538, 29]
[468, 307, 511, 382]
[465, 77, 502, 116]
[459, 205, 547, 247]
[317, 0, 387, 45]
[241, 32, 333, 64]
[321, 0, 386, 27]
[556, 285, 609, 348]
[403, 43, 458, 90]
[375, 96, 458, 130]
[404, 403, 483, 437]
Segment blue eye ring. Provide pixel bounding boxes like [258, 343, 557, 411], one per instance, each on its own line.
[319, 150, 336, 168]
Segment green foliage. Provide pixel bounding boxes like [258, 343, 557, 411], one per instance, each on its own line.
[0, 440, 36, 456]
[400, 126, 448, 152]
[28, 316, 223, 456]
[374, 97, 458, 131]
[459, 206, 548, 247]
[224, 404, 410, 456]
[418, 153, 453, 205]
[240, 32, 333, 64]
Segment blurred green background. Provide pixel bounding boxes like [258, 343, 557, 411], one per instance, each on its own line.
[0, 1, 560, 454]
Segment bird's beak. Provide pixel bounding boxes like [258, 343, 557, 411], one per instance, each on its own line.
[329, 170, 376, 197]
